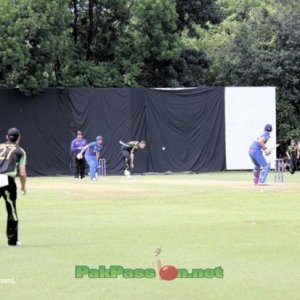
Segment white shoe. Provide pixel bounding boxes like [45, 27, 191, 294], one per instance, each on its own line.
[124, 170, 131, 176]
[8, 241, 21, 247]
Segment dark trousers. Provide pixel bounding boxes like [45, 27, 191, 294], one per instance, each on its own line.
[121, 149, 131, 171]
[73, 155, 86, 178]
[289, 156, 298, 174]
[0, 176, 18, 245]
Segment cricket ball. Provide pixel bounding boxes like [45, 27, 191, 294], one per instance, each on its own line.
[159, 265, 177, 281]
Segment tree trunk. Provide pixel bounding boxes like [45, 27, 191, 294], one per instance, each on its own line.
[87, 0, 94, 59]
[72, 0, 78, 44]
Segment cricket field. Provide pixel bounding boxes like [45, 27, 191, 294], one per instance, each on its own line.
[0, 172, 299, 299]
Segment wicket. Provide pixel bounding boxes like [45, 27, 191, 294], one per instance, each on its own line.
[97, 158, 107, 177]
[274, 159, 284, 183]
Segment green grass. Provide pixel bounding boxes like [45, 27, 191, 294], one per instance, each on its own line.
[0, 172, 300, 300]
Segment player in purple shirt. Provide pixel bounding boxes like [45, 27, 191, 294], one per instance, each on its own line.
[78, 136, 103, 180]
[70, 131, 87, 179]
[249, 124, 272, 185]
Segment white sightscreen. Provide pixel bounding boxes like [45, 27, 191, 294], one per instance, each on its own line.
[225, 87, 276, 170]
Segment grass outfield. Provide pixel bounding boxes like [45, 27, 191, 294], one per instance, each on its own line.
[0, 172, 300, 300]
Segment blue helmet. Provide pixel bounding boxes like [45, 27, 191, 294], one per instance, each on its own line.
[96, 135, 103, 141]
[264, 124, 272, 132]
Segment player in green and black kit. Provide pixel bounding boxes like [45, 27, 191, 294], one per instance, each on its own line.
[0, 128, 27, 246]
[286, 139, 299, 174]
[119, 140, 146, 175]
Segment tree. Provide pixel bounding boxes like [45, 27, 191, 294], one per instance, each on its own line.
[71, 0, 131, 62]
[0, 0, 71, 95]
[176, 0, 222, 34]
[115, 0, 182, 87]
[274, 4, 300, 139]
[201, 0, 300, 140]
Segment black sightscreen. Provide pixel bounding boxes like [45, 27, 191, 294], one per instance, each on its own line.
[0, 87, 225, 176]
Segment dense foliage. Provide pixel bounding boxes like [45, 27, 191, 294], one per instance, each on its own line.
[0, 0, 299, 138]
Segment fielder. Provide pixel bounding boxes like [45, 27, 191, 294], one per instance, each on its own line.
[0, 128, 27, 246]
[286, 139, 299, 174]
[78, 136, 103, 181]
[249, 124, 273, 185]
[119, 140, 146, 175]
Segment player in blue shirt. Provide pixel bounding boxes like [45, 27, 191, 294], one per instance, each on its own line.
[70, 131, 87, 179]
[249, 124, 272, 185]
[78, 136, 103, 180]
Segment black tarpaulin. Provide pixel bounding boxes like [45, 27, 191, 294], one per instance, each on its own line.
[0, 87, 225, 176]
[68, 88, 132, 174]
[145, 87, 225, 172]
[0, 89, 70, 175]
